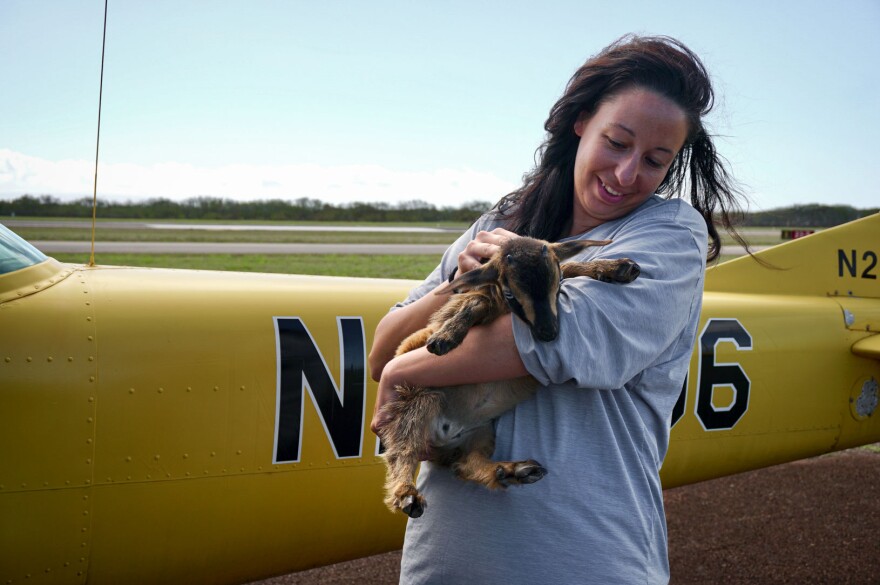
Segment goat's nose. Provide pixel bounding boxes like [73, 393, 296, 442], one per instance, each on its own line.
[534, 321, 559, 342]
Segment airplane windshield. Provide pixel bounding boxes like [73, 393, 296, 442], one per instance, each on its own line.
[0, 223, 48, 275]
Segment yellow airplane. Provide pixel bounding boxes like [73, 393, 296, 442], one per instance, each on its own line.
[0, 213, 878, 585]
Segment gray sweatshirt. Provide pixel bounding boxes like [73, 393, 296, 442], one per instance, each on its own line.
[395, 196, 708, 585]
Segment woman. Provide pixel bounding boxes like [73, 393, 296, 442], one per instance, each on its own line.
[369, 35, 742, 584]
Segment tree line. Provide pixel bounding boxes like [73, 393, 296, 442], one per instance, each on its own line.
[0, 195, 493, 223]
[741, 203, 878, 227]
[0, 195, 876, 227]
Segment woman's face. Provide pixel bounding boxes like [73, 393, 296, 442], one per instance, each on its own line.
[570, 87, 689, 235]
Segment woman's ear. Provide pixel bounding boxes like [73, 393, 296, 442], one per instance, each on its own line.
[435, 263, 500, 295]
[573, 112, 588, 137]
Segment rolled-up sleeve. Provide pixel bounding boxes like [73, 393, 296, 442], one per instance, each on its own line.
[513, 200, 707, 389]
[391, 218, 490, 310]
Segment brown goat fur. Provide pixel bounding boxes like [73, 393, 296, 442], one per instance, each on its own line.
[378, 236, 640, 518]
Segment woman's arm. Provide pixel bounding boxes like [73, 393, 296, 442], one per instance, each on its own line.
[368, 281, 450, 381]
[367, 227, 520, 382]
[370, 313, 528, 433]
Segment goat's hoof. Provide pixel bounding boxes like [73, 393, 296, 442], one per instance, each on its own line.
[426, 336, 455, 356]
[400, 494, 425, 518]
[515, 460, 548, 484]
[495, 460, 547, 487]
[611, 259, 640, 284]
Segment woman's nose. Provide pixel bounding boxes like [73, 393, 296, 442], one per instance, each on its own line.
[616, 154, 639, 187]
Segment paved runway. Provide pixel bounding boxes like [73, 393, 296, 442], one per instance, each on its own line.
[33, 240, 763, 256]
[4, 219, 456, 233]
[33, 241, 451, 255]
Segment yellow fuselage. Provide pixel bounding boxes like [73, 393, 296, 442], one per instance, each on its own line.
[1, 213, 878, 584]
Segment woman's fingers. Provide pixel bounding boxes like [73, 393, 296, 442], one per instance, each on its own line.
[457, 229, 519, 273]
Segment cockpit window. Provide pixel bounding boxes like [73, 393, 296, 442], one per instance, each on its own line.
[0, 223, 48, 275]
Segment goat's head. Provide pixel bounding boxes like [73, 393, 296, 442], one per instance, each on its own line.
[442, 237, 611, 342]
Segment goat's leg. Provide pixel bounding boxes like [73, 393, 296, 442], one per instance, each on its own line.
[382, 445, 426, 518]
[426, 294, 496, 355]
[562, 258, 640, 284]
[378, 385, 444, 518]
[395, 326, 435, 356]
[451, 426, 547, 490]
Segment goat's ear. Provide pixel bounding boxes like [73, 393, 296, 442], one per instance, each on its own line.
[435, 264, 500, 295]
[552, 238, 612, 261]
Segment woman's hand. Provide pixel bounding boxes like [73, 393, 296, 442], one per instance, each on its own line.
[370, 358, 402, 434]
[457, 228, 519, 274]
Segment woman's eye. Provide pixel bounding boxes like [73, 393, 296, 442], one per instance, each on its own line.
[645, 157, 663, 169]
[606, 137, 625, 149]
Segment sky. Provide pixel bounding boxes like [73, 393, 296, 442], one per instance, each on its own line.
[1, 0, 878, 212]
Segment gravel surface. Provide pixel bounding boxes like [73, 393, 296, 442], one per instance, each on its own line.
[250, 448, 880, 584]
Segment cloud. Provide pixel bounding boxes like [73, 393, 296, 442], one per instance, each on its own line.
[0, 149, 514, 206]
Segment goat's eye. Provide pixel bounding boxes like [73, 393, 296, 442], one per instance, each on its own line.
[503, 289, 515, 300]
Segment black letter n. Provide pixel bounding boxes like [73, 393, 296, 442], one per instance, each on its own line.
[273, 317, 366, 463]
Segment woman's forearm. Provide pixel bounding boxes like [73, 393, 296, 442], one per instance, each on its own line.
[386, 314, 527, 387]
[371, 314, 528, 433]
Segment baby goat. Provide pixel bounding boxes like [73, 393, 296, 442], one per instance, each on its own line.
[378, 236, 640, 518]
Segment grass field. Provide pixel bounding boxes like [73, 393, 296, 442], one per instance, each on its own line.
[49, 252, 439, 280]
[8, 218, 803, 279]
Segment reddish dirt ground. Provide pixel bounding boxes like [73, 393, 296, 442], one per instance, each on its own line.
[252, 448, 880, 584]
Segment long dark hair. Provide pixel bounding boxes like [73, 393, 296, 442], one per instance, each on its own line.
[496, 35, 745, 261]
